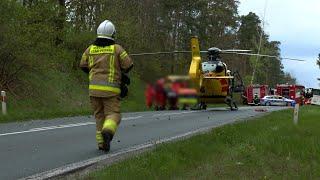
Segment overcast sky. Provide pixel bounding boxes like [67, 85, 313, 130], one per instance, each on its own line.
[238, 0, 320, 88]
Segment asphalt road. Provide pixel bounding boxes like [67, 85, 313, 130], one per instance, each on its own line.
[0, 106, 287, 179]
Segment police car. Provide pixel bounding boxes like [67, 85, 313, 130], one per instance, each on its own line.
[260, 95, 295, 106]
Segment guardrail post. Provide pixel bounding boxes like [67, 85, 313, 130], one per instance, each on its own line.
[293, 103, 299, 125]
[1, 91, 7, 115]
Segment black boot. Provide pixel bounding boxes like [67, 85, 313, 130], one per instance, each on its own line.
[98, 143, 106, 151]
[101, 131, 113, 152]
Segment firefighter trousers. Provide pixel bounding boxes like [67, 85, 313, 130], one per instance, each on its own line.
[90, 96, 121, 146]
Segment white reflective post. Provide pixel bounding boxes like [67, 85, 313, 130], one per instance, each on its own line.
[1, 91, 7, 115]
[293, 103, 299, 125]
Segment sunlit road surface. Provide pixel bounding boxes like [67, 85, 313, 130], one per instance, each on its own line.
[0, 106, 288, 179]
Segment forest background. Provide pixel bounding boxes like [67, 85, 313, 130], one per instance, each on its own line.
[0, 0, 296, 121]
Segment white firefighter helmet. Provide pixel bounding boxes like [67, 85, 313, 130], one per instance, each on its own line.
[97, 20, 116, 40]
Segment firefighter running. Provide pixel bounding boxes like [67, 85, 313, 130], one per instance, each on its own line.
[80, 20, 133, 152]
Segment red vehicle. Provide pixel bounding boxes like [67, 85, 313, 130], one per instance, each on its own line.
[244, 84, 269, 105]
[276, 84, 305, 105]
[145, 76, 197, 110]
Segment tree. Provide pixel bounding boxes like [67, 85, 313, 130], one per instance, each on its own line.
[280, 72, 296, 85]
[317, 54, 320, 84]
[236, 11, 291, 87]
[317, 53, 320, 68]
[0, 0, 296, 94]
[0, 1, 26, 95]
[237, 12, 263, 75]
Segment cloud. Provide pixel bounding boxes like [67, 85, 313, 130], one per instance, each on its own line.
[282, 57, 320, 88]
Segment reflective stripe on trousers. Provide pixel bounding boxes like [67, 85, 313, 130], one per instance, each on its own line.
[96, 131, 104, 144]
[102, 119, 118, 135]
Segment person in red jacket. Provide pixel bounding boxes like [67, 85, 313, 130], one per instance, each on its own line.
[154, 78, 167, 110]
[145, 84, 155, 108]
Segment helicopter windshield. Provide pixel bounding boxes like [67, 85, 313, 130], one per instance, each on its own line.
[201, 61, 225, 74]
[202, 62, 216, 73]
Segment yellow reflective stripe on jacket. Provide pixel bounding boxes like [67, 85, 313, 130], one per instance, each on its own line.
[89, 45, 115, 55]
[108, 55, 115, 83]
[102, 119, 118, 135]
[90, 80, 120, 88]
[80, 53, 87, 64]
[88, 56, 94, 67]
[89, 85, 120, 94]
[120, 51, 128, 60]
[88, 56, 94, 81]
[89, 72, 93, 81]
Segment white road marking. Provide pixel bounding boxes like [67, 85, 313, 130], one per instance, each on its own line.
[1, 107, 269, 138]
[0, 116, 143, 137]
[0, 108, 240, 138]
[0, 122, 95, 137]
[0, 109, 223, 137]
[151, 111, 199, 117]
[122, 115, 143, 121]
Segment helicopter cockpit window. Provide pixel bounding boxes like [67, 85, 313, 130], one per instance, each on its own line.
[202, 61, 225, 74]
[202, 62, 216, 73]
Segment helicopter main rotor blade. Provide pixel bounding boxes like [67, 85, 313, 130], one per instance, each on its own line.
[130, 51, 191, 56]
[130, 50, 305, 61]
[224, 52, 306, 61]
[221, 49, 252, 53]
[200, 49, 252, 54]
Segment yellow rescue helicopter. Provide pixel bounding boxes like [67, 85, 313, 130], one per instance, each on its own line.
[188, 37, 244, 110]
[131, 36, 305, 110]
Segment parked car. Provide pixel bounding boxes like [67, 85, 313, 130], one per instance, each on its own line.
[260, 95, 295, 106]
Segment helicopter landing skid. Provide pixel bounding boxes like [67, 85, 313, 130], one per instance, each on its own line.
[225, 97, 238, 111]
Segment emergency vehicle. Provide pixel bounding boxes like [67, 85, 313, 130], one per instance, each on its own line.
[305, 88, 320, 105]
[276, 84, 305, 105]
[243, 84, 269, 105]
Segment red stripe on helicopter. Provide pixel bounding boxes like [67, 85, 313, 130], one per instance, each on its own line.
[221, 86, 229, 92]
[220, 79, 228, 85]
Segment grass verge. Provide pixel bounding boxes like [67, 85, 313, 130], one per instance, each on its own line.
[88, 106, 320, 179]
[0, 72, 146, 123]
